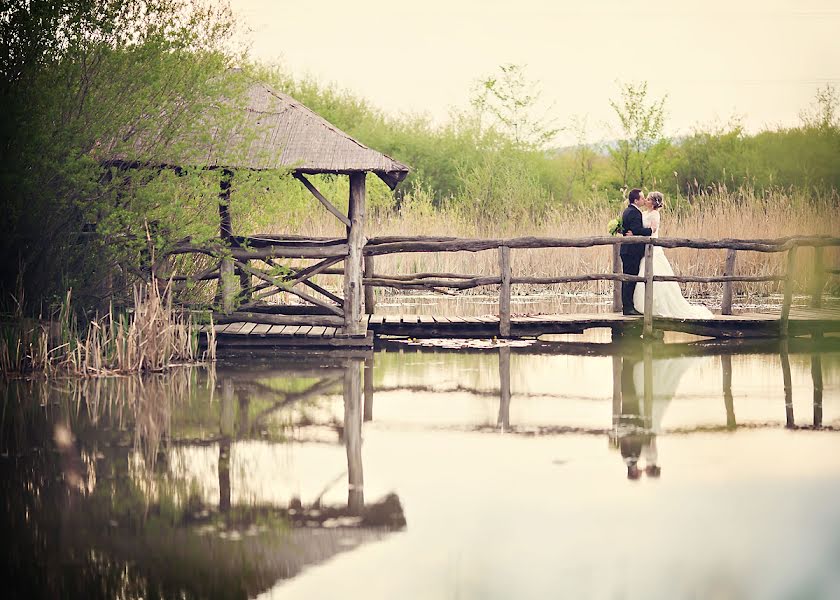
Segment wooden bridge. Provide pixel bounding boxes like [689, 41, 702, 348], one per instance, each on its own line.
[187, 229, 840, 349]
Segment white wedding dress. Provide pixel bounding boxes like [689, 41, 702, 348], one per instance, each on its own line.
[632, 210, 713, 319]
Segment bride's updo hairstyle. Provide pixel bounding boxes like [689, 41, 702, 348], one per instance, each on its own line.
[648, 191, 664, 210]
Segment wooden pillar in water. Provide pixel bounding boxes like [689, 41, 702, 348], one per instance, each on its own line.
[780, 340, 794, 428]
[721, 355, 736, 429]
[218, 169, 236, 314]
[498, 346, 511, 430]
[344, 173, 366, 335]
[344, 359, 364, 514]
[612, 244, 622, 312]
[721, 249, 737, 315]
[499, 246, 511, 337]
[643, 243, 655, 338]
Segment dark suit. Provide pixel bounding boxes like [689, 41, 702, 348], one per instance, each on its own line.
[619, 204, 652, 312]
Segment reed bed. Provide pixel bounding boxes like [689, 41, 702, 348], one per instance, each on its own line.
[0, 281, 215, 378]
[272, 187, 840, 303]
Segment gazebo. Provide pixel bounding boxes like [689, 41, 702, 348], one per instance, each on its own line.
[103, 79, 409, 339]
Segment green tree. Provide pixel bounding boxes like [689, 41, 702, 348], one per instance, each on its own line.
[473, 63, 560, 149]
[0, 0, 241, 310]
[608, 81, 667, 188]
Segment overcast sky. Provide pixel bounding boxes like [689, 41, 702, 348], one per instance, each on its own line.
[230, 0, 840, 143]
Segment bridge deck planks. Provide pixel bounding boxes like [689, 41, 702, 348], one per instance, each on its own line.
[204, 307, 840, 348]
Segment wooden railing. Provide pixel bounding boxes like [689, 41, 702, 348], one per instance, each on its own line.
[359, 234, 840, 338]
[160, 234, 840, 338]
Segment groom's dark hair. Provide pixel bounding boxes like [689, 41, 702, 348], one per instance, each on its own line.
[628, 188, 642, 204]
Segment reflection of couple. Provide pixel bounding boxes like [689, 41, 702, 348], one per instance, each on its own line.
[620, 188, 713, 319]
[616, 355, 698, 479]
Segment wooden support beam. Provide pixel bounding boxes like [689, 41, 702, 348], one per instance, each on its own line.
[811, 246, 824, 308]
[499, 246, 511, 337]
[364, 255, 375, 315]
[218, 169, 236, 314]
[344, 173, 366, 335]
[780, 246, 797, 337]
[643, 243, 654, 338]
[612, 244, 622, 312]
[302, 278, 344, 307]
[295, 173, 352, 228]
[234, 260, 343, 316]
[721, 248, 737, 315]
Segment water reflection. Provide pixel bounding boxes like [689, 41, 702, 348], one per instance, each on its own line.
[2, 338, 839, 599]
[0, 361, 406, 599]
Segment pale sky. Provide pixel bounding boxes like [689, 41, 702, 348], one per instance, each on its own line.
[230, 0, 840, 143]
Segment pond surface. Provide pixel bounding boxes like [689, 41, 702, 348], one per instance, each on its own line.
[2, 335, 840, 599]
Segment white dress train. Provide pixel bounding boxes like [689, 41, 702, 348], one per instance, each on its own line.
[633, 210, 713, 319]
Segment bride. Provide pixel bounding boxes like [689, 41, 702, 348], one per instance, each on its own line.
[632, 192, 713, 319]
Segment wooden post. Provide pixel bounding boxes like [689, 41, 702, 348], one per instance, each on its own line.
[643, 243, 654, 338]
[344, 173, 366, 335]
[780, 246, 797, 337]
[218, 169, 236, 314]
[498, 346, 511, 431]
[612, 244, 622, 312]
[721, 355, 736, 429]
[811, 246, 824, 308]
[364, 255, 376, 315]
[780, 340, 793, 428]
[344, 359, 364, 514]
[499, 246, 511, 337]
[721, 249, 737, 315]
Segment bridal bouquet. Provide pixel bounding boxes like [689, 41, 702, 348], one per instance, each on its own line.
[607, 216, 622, 236]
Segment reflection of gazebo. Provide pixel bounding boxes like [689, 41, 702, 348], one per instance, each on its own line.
[102, 79, 409, 339]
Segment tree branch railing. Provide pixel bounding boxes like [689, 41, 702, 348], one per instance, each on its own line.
[160, 234, 839, 337]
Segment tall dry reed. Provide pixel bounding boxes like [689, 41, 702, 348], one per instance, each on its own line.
[1, 281, 215, 378]
[270, 187, 839, 302]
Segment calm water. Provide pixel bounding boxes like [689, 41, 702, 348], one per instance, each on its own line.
[2, 335, 840, 599]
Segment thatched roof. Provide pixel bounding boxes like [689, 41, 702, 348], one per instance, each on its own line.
[101, 81, 410, 190]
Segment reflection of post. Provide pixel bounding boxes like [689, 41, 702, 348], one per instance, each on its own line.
[219, 377, 235, 513]
[237, 390, 250, 436]
[780, 340, 794, 428]
[363, 356, 374, 422]
[498, 346, 511, 430]
[612, 354, 622, 429]
[812, 349, 823, 428]
[344, 359, 364, 514]
[643, 343, 653, 428]
[721, 355, 736, 429]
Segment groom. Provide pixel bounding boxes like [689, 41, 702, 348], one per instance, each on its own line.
[619, 188, 653, 316]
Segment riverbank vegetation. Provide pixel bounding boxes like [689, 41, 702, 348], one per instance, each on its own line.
[2, 1, 838, 334]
